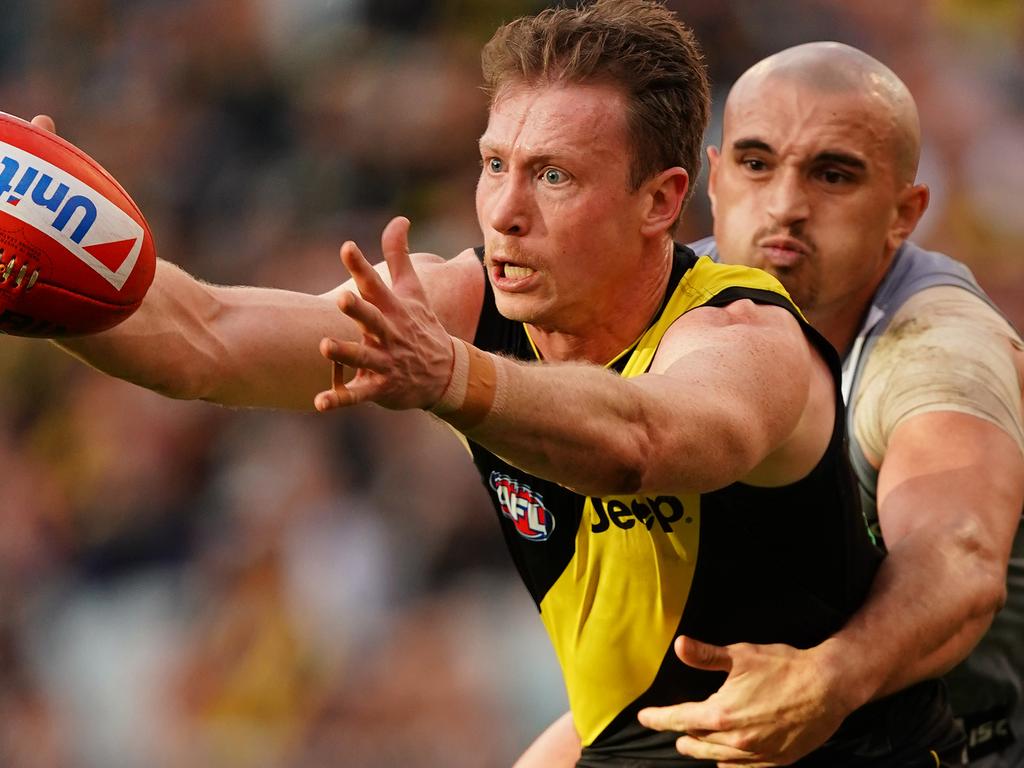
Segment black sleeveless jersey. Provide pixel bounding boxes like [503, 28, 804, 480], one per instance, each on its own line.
[468, 244, 960, 765]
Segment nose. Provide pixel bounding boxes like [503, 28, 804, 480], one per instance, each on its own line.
[482, 172, 530, 236]
[765, 168, 810, 227]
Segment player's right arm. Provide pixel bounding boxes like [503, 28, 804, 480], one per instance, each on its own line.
[30, 115, 483, 412]
[56, 259, 352, 409]
[55, 244, 484, 411]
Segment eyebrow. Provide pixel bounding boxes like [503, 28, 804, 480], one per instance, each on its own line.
[731, 138, 867, 171]
[477, 137, 567, 166]
[732, 138, 773, 153]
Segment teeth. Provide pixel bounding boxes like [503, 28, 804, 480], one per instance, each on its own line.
[504, 265, 535, 279]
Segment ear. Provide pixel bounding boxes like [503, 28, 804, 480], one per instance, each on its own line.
[639, 167, 689, 238]
[887, 183, 929, 253]
[706, 146, 721, 218]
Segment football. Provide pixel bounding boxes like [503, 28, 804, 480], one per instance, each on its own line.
[0, 112, 156, 337]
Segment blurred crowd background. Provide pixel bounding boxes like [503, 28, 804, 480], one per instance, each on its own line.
[0, 1, 1022, 766]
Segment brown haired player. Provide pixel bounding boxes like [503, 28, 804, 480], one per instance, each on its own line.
[42, 4, 965, 765]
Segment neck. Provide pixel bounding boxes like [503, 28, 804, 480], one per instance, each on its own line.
[805, 302, 870, 359]
[810, 249, 900, 357]
[529, 239, 675, 365]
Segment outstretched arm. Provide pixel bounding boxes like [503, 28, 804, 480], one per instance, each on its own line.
[57, 258, 353, 408]
[315, 221, 834, 496]
[31, 116, 480, 411]
[55, 222, 480, 410]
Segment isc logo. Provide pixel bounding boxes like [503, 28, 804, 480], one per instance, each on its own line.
[490, 472, 555, 541]
[0, 143, 144, 290]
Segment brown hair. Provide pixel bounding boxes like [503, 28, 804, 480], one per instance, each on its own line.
[481, 0, 710, 208]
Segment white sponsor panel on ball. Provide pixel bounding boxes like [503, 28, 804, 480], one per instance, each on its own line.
[0, 141, 143, 290]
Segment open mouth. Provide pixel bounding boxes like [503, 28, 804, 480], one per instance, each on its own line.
[502, 264, 535, 279]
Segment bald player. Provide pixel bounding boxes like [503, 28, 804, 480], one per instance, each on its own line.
[519, 42, 1024, 768]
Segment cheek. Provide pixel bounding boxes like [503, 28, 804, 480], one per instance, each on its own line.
[474, 175, 488, 222]
[712, 189, 758, 244]
[824, 200, 890, 254]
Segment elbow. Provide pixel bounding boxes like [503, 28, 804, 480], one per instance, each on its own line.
[647, 422, 760, 494]
[587, 449, 648, 499]
[633, 422, 755, 496]
[952, 520, 1009, 619]
[978, 564, 1008, 619]
[568, 422, 650, 498]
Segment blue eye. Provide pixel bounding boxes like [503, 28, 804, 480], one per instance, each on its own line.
[488, 158, 504, 173]
[542, 168, 566, 184]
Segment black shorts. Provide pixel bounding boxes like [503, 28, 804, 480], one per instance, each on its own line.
[576, 680, 966, 767]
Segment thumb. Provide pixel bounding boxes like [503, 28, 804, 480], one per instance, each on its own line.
[381, 216, 418, 290]
[31, 114, 57, 134]
[675, 635, 732, 672]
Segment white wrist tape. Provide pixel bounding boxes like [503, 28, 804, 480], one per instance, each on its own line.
[430, 338, 505, 431]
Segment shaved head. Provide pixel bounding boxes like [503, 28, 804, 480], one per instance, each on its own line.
[727, 42, 921, 184]
[709, 41, 932, 348]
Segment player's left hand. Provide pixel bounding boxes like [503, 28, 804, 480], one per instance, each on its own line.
[637, 635, 853, 767]
[314, 216, 454, 412]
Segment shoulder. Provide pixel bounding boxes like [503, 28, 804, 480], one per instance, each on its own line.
[854, 285, 1024, 461]
[653, 297, 807, 375]
[684, 296, 796, 330]
[654, 251, 809, 369]
[889, 284, 1016, 331]
[687, 255, 794, 300]
[870, 285, 1022, 368]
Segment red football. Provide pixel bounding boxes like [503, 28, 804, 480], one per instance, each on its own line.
[0, 112, 156, 337]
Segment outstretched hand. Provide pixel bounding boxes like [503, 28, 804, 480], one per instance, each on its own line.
[314, 216, 454, 413]
[637, 636, 853, 767]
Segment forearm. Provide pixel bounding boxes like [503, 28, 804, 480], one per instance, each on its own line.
[822, 413, 1024, 707]
[818, 519, 1004, 709]
[451, 351, 755, 497]
[57, 259, 352, 409]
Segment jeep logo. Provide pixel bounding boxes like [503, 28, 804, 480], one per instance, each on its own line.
[590, 495, 692, 533]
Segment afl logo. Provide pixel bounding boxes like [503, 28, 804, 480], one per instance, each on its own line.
[490, 472, 555, 542]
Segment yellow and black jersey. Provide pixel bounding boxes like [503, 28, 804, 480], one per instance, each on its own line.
[469, 244, 961, 766]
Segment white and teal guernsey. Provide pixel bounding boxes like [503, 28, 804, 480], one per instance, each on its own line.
[468, 243, 963, 766]
[696, 235, 1023, 767]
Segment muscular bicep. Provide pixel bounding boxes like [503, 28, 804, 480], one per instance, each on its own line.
[876, 411, 1024, 552]
[643, 300, 832, 489]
